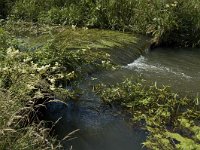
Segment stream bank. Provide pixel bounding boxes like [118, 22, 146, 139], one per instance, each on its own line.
[2, 23, 199, 150]
[0, 24, 150, 149]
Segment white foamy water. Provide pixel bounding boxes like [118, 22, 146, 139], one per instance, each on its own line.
[124, 56, 192, 79]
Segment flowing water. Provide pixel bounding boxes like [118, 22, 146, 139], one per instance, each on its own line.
[124, 48, 200, 97]
[45, 47, 200, 150]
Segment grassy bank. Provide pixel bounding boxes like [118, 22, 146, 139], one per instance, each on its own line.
[1, 0, 200, 149]
[0, 26, 115, 149]
[95, 79, 200, 149]
[1, 0, 200, 47]
[0, 24, 144, 149]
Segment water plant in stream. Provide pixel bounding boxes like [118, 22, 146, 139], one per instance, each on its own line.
[95, 79, 200, 149]
[0, 28, 113, 149]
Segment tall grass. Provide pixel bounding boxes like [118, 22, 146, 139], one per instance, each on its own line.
[6, 0, 200, 47]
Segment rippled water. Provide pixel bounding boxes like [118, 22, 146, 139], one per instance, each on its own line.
[125, 48, 200, 96]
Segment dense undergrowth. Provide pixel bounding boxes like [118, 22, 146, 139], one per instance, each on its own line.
[95, 79, 200, 149]
[0, 27, 112, 149]
[1, 0, 200, 47]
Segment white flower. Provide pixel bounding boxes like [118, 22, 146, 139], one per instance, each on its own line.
[23, 57, 32, 62]
[49, 78, 56, 84]
[171, 3, 177, 7]
[55, 62, 59, 66]
[72, 25, 76, 30]
[50, 85, 56, 91]
[58, 74, 64, 78]
[153, 18, 157, 21]
[37, 64, 50, 73]
[165, 4, 170, 8]
[7, 47, 20, 57]
[27, 84, 35, 90]
[7, 47, 12, 54]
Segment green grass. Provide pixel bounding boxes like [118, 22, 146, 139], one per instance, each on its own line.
[2, 0, 200, 47]
[0, 26, 116, 149]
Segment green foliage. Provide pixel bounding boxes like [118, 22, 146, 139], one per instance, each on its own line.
[1, 0, 200, 47]
[95, 79, 200, 149]
[0, 26, 112, 149]
[0, 28, 9, 59]
[10, 0, 67, 22]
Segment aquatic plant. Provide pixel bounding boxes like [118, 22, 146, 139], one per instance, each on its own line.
[95, 79, 200, 149]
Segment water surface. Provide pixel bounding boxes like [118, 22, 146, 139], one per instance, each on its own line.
[125, 48, 200, 96]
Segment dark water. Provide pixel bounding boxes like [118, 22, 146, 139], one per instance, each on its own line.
[46, 79, 147, 150]
[46, 47, 200, 150]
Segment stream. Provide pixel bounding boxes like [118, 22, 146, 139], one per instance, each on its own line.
[44, 47, 200, 150]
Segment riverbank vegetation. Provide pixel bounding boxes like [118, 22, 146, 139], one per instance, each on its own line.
[0, 27, 113, 149]
[95, 79, 200, 149]
[0, 22, 143, 149]
[1, 0, 200, 149]
[1, 0, 200, 47]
